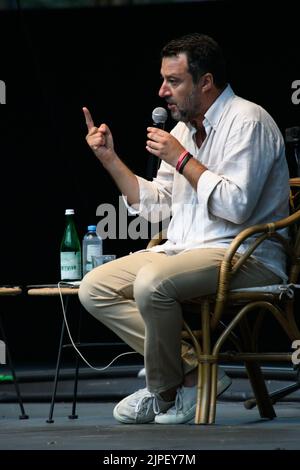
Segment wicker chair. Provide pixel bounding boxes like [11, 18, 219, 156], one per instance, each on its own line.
[148, 178, 300, 424]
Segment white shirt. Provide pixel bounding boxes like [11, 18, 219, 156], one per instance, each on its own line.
[124, 85, 290, 281]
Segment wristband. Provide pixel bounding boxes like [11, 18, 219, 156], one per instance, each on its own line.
[178, 153, 192, 174]
[175, 150, 189, 172]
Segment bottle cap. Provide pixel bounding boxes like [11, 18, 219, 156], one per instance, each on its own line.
[87, 225, 97, 231]
[65, 209, 74, 215]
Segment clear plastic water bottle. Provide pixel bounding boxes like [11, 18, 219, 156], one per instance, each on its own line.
[82, 225, 103, 276]
[60, 209, 82, 281]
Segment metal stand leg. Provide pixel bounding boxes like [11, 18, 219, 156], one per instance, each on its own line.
[46, 296, 69, 423]
[69, 305, 82, 420]
[69, 353, 79, 419]
[0, 315, 29, 419]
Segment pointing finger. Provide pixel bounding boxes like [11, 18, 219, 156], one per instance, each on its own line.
[83, 107, 94, 131]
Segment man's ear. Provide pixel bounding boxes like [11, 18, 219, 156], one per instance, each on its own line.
[200, 73, 214, 92]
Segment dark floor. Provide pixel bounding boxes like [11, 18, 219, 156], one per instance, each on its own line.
[2, 399, 300, 451]
[1, 365, 300, 463]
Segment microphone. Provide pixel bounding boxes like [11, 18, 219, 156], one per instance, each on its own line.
[147, 107, 168, 179]
[152, 107, 168, 129]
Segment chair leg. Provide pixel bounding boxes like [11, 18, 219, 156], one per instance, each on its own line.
[46, 296, 69, 423]
[240, 317, 276, 419]
[208, 363, 218, 424]
[245, 369, 300, 409]
[0, 315, 29, 420]
[244, 361, 276, 419]
[196, 300, 215, 424]
[198, 358, 211, 424]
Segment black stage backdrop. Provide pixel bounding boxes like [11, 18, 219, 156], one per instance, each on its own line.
[0, 0, 299, 364]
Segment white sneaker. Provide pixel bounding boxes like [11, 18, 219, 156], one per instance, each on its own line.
[137, 367, 146, 378]
[155, 370, 232, 424]
[113, 387, 174, 424]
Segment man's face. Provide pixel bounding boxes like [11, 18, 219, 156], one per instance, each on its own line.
[159, 53, 202, 123]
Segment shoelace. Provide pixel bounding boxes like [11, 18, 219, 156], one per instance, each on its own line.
[279, 284, 300, 300]
[128, 388, 149, 405]
[134, 391, 154, 415]
[174, 387, 184, 414]
[152, 395, 162, 415]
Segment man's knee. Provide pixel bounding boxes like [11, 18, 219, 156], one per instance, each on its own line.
[78, 271, 97, 312]
[134, 264, 167, 311]
[79, 267, 126, 315]
[78, 269, 108, 309]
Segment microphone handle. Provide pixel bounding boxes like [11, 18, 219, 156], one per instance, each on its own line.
[146, 122, 165, 180]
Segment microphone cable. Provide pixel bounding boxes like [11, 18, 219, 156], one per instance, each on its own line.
[57, 281, 138, 372]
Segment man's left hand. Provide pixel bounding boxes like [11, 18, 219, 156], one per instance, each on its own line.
[146, 127, 185, 168]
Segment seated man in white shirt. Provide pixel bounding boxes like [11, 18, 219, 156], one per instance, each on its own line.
[79, 33, 289, 424]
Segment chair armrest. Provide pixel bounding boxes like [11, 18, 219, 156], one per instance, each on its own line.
[211, 208, 300, 329]
[223, 210, 300, 267]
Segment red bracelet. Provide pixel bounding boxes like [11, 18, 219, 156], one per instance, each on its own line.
[175, 150, 189, 172]
[178, 153, 192, 174]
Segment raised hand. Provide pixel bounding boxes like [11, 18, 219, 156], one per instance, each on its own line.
[83, 107, 116, 166]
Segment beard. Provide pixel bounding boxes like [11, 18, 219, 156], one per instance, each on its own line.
[168, 87, 199, 123]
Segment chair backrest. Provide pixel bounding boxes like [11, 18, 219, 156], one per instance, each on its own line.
[287, 178, 300, 284]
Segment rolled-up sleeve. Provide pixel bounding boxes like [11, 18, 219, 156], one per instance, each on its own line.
[122, 161, 174, 222]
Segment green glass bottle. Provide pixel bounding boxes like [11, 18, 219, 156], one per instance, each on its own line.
[60, 209, 82, 281]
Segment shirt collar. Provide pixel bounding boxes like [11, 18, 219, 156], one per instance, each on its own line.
[187, 84, 235, 135]
[204, 84, 235, 131]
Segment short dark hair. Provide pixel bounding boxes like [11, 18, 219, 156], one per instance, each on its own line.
[161, 33, 227, 89]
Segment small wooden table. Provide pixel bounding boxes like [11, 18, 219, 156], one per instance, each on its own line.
[0, 286, 28, 419]
[26, 284, 80, 423]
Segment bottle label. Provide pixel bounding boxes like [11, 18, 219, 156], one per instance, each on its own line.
[85, 245, 102, 273]
[60, 252, 82, 280]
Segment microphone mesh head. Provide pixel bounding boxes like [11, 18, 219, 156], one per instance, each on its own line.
[152, 107, 168, 124]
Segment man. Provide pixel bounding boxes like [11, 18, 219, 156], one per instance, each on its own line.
[79, 33, 289, 424]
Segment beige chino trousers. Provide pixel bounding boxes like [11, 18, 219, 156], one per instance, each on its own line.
[79, 248, 280, 394]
